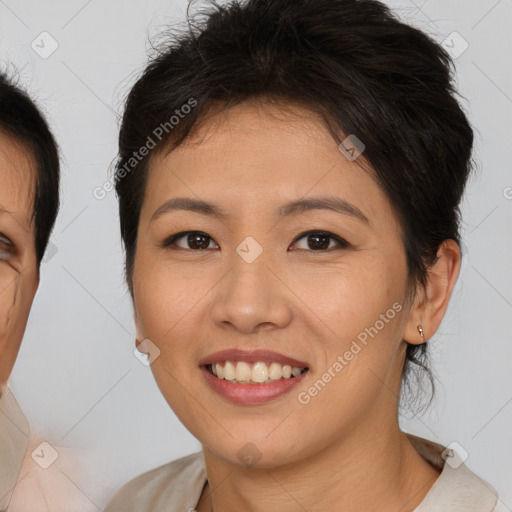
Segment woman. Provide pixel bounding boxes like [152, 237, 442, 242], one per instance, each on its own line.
[0, 71, 60, 510]
[105, 0, 504, 510]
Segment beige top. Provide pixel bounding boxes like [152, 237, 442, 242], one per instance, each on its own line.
[1, 387, 101, 512]
[0, 387, 30, 512]
[104, 434, 505, 512]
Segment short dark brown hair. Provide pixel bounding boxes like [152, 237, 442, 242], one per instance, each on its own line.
[0, 71, 60, 266]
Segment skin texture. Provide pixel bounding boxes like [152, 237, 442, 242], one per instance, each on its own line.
[132, 100, 461, 511]
[0, 131, 39, 395]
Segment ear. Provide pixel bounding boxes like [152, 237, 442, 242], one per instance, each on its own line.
[404, 240, 461, 344]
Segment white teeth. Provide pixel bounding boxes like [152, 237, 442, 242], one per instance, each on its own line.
[268, 362, 282, 381]
[208, 361, 307, 383]
[223, 361, 236, 381]
[235, 361, 252, 382]
[252, 362, 268, 383]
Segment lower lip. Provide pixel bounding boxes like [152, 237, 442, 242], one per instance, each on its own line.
[200, 365, 308, 404]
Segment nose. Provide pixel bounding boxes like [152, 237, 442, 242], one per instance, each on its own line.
[210, 249, 293, 335]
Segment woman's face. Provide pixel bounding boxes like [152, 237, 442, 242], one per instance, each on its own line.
[133, 101, 417, 467]
[0, 132, 39, 392]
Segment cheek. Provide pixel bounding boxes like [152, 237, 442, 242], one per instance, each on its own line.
[301, 257, 407, 385]
[301, 258, 404, 333]
[0, 268, 22, 339]
[132, 254, 206, 353]
[292, 273, 406, 436]
[0, 267, 36, 382]
[132, 258, 212, 428]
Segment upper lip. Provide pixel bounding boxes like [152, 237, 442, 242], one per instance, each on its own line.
[198, 349, 310, 369]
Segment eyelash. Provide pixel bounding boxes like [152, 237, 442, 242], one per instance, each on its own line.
[160, 230, 350, 252]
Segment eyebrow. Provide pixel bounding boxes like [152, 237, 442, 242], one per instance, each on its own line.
[151, 196, 369, 224]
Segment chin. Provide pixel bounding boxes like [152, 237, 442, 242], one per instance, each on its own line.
[200, 428, 313, 471]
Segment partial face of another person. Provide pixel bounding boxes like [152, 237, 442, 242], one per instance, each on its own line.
[0, 131, 39, 393]
[131, 101, 441, 468]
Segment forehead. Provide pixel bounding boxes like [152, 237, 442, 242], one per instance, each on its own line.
[143, 101, 396, 227]
[0, 130, 36, 232]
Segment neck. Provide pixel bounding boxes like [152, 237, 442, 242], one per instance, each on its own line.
[200, 416, 440, 512]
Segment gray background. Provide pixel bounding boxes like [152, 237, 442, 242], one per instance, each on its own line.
[1, 0, 511, 508]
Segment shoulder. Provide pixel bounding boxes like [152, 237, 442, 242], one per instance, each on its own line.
[104, 451, 206, 512]
[0, 387, 30, 510]
[407, 434, 502, 512]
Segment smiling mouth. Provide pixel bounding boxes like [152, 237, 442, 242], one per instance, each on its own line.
[204, 361, 309, 384]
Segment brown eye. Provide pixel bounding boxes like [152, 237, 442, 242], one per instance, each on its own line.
[291, 231, 350, 251]
[162, 231, 219, 251]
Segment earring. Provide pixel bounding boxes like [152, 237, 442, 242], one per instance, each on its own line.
[418, 325, 425, 340]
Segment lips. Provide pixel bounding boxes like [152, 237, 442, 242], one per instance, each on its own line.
[198, 349, 310, 405]
[198, 349, 309, 368]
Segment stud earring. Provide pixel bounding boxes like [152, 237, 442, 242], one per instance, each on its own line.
[418, 325, 425, 340]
